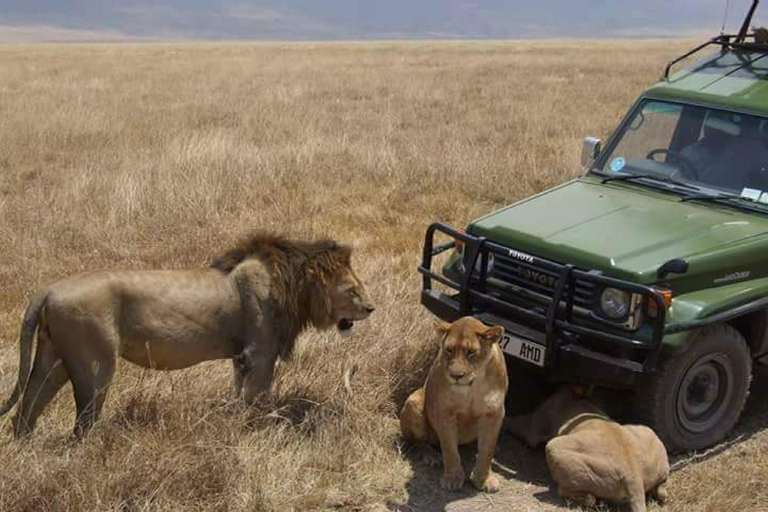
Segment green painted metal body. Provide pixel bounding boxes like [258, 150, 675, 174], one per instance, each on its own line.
[649, 50, 768, 116]
[461, 47, 768, 351]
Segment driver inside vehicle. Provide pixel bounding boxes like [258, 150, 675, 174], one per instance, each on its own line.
[680, 111, 768, 191]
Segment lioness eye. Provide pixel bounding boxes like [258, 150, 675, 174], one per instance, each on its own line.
[466, 350, 478, 359]
[444, 348, 453, 357]
[348, 289, 360, 298]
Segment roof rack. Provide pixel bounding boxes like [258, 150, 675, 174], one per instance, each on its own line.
[663, 0, 765, 80]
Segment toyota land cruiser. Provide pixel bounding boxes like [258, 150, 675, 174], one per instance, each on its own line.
[419, 1, 768, 452]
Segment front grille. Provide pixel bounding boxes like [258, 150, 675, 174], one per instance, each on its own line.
[489, 253, 596, 309]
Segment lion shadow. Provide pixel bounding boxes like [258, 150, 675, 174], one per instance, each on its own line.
[106, 379, 340, 439]
[245, 395, 330, 434]
[394, 365, 768, 511]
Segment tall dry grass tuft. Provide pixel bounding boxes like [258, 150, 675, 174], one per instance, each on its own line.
[1, 40, 766, 511]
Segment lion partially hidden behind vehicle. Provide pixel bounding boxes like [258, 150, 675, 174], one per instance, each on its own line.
[400, 317, 508, 492]
[0, 233, 374, 438]
[506, 386, 669, 512]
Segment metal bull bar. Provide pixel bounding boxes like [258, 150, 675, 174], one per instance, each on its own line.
[418, 222, 668, 372]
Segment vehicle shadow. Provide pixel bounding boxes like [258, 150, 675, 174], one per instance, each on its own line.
[394, 365, 768, 511]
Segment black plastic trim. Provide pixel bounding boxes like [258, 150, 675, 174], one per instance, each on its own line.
[418, 222, 667, 375]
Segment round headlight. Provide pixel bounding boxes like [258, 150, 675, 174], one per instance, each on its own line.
[459, 252, 494, 274]
[599, 287, 630, 320]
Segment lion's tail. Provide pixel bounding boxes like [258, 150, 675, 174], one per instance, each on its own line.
[0, 291, 47, 417]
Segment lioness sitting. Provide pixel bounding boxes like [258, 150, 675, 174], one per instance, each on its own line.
[0, 233, 374, 438]
[506, 386, 669, 512]
[400, 317, 508, 492]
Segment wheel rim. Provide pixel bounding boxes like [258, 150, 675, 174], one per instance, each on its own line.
[676, 353, 733, 434]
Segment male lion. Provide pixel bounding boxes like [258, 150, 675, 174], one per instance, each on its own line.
[0, 233, 374, 438]
[506, 386, 669, 512]
[400, 317, 508, 492]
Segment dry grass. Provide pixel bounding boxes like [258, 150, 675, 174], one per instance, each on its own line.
[0, 39, 766, 511]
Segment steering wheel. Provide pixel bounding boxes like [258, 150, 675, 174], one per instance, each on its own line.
[646, 148, 700, 180]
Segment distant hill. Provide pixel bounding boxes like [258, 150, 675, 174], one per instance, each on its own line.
[0, 0, 760, 41]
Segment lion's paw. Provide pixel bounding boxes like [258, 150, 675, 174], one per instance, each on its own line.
[470, 469, 500, 493]
[440, 469, 466, 491]
[560, 489, 596, 508]
[653, 482, 669, 504]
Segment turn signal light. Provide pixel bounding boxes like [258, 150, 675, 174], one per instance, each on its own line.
[647, 288, 673, 317]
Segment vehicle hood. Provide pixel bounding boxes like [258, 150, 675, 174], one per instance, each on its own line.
[468, 178, 768, 284]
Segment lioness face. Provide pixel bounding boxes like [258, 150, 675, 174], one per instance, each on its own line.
[330, 268, 375, 332]
[436, 317, 503, 387]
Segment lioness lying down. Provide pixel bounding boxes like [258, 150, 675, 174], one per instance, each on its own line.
[0, 233, 374, 438]
[506, 387, 669, 512]
[400, 317, 508, 492]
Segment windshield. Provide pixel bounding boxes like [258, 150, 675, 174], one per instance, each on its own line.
[597, 99, 768, 202]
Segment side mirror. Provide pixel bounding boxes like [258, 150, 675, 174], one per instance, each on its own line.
[581, 137, 603, 169]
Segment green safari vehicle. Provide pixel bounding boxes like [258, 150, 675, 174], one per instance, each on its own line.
[419, 2, 768, 453]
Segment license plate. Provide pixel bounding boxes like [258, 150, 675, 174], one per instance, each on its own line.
[500, 332, 545, 367]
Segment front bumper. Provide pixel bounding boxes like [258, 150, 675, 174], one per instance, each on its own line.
[418, 222, 668, 387]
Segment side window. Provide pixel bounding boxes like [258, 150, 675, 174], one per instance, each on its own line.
[603, 102, 683, 171]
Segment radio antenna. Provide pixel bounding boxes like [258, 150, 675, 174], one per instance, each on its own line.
[720, 0, 731, 34]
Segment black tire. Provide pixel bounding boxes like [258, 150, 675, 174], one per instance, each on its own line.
[635, 324, 752, 453]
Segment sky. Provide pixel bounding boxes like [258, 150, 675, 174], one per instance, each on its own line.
[0, 0, 762, 41]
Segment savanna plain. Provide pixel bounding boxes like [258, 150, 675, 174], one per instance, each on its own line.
[0, 39, 767, 512]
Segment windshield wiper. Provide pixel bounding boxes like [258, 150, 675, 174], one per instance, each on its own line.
[681, 192, 768, 211]
[600, 172, 696, 189]
[601, 173, 656, 183]
[680, 191, 745, 202]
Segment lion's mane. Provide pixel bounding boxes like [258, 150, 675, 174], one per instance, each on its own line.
[211, 233, 353, 356]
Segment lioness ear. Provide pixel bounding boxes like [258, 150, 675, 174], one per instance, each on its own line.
[433, 319, 451, 334]
[480, 325, 504, 344]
